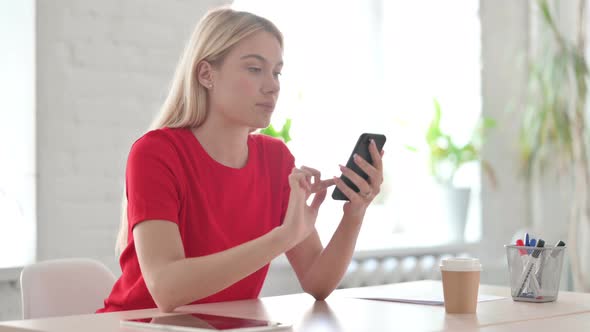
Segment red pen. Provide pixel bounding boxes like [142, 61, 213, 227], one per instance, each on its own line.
[516, 239, 527, 255]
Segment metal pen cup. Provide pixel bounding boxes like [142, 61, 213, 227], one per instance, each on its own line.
[505, 244, 566, 302]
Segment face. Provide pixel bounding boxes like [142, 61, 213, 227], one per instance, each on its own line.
[203, 31, 283, 129]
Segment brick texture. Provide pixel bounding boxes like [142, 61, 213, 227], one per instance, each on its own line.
[0, 0, 228, 321]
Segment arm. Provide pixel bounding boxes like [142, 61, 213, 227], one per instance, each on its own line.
[135, 221, 292, 312]
[286, 214, 363, 300]
[287, 140, 384, 300]
[135, 168, 316, 312]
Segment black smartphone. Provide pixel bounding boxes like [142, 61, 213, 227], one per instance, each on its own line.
[332, 133, 387, 201]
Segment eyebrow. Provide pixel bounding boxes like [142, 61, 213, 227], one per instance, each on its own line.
[240, 54, 283, 67]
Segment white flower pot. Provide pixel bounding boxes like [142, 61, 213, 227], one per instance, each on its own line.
[437, 185, 471, 243]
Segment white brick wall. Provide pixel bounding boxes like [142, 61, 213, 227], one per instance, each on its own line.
[0, 0, 542, 322]
[36, 0, 228, 268]
[0, 282, 21, 321]
[0, 0, 229, 321]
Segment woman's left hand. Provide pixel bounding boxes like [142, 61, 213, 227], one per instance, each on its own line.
[333, 139, 384, 219]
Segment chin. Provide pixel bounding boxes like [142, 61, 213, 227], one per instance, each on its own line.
[241, 113, 272, 130]
[253, 119, 271, 129]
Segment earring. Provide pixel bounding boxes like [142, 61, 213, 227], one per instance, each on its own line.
[208, 83, 213, 88]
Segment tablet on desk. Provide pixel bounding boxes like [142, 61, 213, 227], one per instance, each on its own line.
[120, 313, 291, 332]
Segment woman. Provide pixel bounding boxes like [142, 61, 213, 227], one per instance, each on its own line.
[98, 7, 384, 313]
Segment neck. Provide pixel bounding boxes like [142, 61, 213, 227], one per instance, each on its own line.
[192, 113, 251, 169]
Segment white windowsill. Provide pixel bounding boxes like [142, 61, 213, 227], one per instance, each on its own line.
[0, 267, 22, 283]
[272, 239, 480, 268]
[353, 240, 479, 259]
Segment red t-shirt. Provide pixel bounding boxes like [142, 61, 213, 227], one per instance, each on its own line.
[97, 127, 294, 313]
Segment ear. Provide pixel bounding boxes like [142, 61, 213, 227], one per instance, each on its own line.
[196, 60, 214, 88]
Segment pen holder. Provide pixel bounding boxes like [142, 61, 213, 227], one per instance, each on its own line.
[505, 244, 566, 302]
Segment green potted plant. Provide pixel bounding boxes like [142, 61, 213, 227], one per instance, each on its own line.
[519, 0, 590, 292]
[425, 99, 496, 186]
[259, 118, 292, 143]
[417, 99, 495, 242]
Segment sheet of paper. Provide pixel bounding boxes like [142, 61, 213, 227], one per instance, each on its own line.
[353, 293, 505, 306]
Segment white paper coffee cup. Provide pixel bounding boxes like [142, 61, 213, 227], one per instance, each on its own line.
[440, 258, 482, 272]
[440, 257, 482, 313]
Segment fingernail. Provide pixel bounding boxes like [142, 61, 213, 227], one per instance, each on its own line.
[339, 164, 345, 169]
[353, 153, 358, 159]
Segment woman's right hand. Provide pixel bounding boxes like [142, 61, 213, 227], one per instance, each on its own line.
[282, 166, 334, 246]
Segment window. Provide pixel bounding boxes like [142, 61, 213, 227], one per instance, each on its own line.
[0, 0, 36, 269]
[233, 0, 482, 249]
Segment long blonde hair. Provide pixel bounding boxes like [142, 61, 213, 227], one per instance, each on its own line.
[115, 7, 283, 255]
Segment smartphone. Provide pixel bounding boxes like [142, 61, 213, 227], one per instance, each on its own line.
[332, 133, 386, 201]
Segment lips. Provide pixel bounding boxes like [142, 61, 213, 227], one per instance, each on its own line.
[256, 102, 275, 111]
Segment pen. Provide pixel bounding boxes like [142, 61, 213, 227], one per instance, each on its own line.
[536, 240, 565, 290]
[533, 238, 545, 288]
[529, 238, 537, 254]
[515, 239, 528, 275]
[528, 238, 543, 298]
[550, 240, 566, 258]
[517, 239, 545, 298]
[516, 239, 527, 255]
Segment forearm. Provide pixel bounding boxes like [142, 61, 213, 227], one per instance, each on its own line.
[150, 226, 295, 312]
[300, 212, 364, 299]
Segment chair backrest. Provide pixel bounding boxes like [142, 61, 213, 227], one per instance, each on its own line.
[20, 258, 117, 319]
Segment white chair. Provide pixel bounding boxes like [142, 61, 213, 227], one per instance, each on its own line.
[20, 258, 117, 319]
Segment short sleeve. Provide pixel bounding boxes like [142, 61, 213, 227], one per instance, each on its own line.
[125, 132, 182, 230]
[279, 143, 295, 224]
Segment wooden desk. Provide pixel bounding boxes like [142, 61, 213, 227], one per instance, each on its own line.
[479, 312, 590, 331]
[1, 280, 589, 332]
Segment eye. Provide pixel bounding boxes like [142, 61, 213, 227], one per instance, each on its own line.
[273, 71, 282, 79]
[248, 67, 262, 73]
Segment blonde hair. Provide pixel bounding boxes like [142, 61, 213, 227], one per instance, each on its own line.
[115, 7, 283, 255]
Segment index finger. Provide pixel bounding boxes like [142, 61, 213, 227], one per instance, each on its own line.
[311, 178, 335, 193]
[301, 165, 321, 185]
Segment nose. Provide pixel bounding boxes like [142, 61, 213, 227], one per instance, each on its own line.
[262, 73, 280, 95]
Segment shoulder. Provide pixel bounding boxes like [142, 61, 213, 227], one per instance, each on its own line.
[250, 134, 295, 175]
[131, 127, 185, 154]
[250, 133, 292, 159]
[128, 128, 189, 165]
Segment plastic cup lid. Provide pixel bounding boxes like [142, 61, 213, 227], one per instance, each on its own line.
[440, 257, 482, 272]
